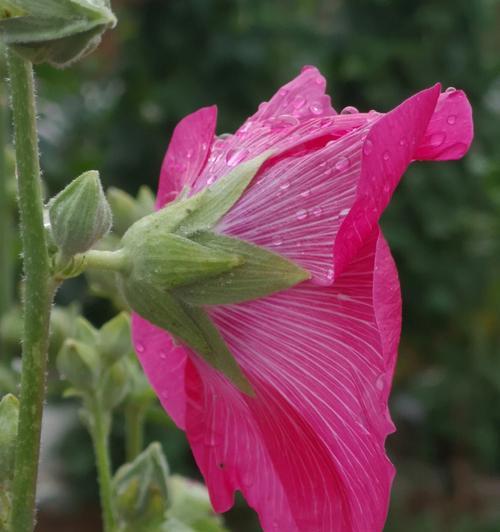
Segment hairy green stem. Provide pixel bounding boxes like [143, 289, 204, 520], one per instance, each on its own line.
[0, 48, 13, 329]
[7, 49, 55, 532]
[88, 401, 117, 532]
[124, 404, 146, 462]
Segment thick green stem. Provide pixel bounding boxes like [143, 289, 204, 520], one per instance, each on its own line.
[81, 249, 128, 272]
[88, 401, 117, 532]
[124, 404, 146, 462]
[7, 49, 54, 532]
[0, 48, 13, 327]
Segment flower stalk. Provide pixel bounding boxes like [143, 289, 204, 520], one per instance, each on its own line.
[6, 48, 55, 532]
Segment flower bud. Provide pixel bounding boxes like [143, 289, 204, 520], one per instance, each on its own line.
[0, 0, 117, 67]
[98, 312, 132, 368]
[48, 170, 112, 258]
[113, 442, 170, 529]
[57, 338, 99, 392]
[100, 359, 130, 411]
[0, 393, 19, 483]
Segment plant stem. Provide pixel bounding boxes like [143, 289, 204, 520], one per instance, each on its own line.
[7, 50, 55, 532]
[82, 249, 128, 272]
[0, 48, 13, 329]
[124, 404, 145, 462]
[88, 400, 117, 532]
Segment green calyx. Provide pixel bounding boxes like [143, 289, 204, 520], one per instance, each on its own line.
[89, 152, 310, 394]
[0, 0, 116, 67]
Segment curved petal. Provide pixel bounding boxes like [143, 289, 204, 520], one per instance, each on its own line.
[414, 88, 473, 161]
[179, 227, 401, 531]
[157, 106, 217, 209]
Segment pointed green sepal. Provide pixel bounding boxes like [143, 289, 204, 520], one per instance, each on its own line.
[48, 170, 112, 258]
[0, 394, 19, 483]
[113, 442, 170, 529]
[56, 338, 99, 392]
[0, 0, 116, 67]
[118, 279, 253, 395]
[121, 232, 243, 291]
[173, 231, 310, 305]
[100, 359, 130, 411]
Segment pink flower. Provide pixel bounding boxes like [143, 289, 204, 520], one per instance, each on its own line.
[132, 67, 473, 531]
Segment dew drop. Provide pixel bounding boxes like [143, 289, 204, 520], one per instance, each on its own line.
[314, 75, 324, 86]
[292, 95, 306, 109]
[445, 86, 456, 93]
[383, 151, 390, 161]
[376, 375, 385, 391]
[301, 65, 315, 73]
[399, 137, 408, 147]
[309, 101, 323, 115]
[272, 235, 283, 246]
[339, 208, 349, 216]
[447, 114, 457, 125]
[326, 268, 334, 281]
[136, 343, 144, 353]
[296, 209, 308, 220]
[206, 175, 216, 185]
[383, 183, 391, 194]
[186, 148, 193, 159]
[363, 139, 374, 155]
[300, 189, 311, 198]
[335, 156, 350, 171]
[159, 351, 167, 360]
[340, 105, 358, 115]
[239, 120, 253, 133]
[312, 206, 322, 217]
[430, 132, 446, 147]
[279, 181, 290, 191]
[226, 148, 249, 167]
[278, 88, 289, 97]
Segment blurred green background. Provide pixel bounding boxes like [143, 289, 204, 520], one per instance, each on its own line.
[2, 0, 500, 530]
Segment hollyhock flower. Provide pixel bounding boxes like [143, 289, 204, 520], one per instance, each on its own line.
[131, 67, 473, 531]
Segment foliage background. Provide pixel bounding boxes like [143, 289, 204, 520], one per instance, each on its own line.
[2, 0, 500, 530]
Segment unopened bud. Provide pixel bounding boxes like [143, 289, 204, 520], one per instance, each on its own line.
[100, 359, 130, 411]
[57, 339, 99, 392]
[48, 170, 112, 257]
[113, 442, 169, 528]
[98, 312, 132, 368]
[0, 0, 117, 67]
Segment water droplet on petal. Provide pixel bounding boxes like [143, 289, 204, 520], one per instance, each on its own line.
[301, 65, 315, 73]
[312, 206, 322, 217]
[335, 156, 350, 171]
[376, 374, 386, 391]
[186, 149, 193, 159]
[206, 175, 216, 185]
[159, 351, 167, 360]
[340, 105, 358, 115]
[136, 343, 144, 353]
[445, 86, 456, 93]
[292, 95, 306, 109]
[296, 209, 308, 220]
[447, 114, 456, 125]
[300, 189, 311, 198]
[279, 181, 290, 191]
[272, 235, 283, 246]
[326, 268, 334, 281]
[239, 120, 253, 133]
[314, 75, 324, 86]
[309, 101, 323, 115]
[383, 183, 391, 194]
[399, 137, 408, 147]
[383, 151, 390, 161]
[430, 132, 446, 147]
[278, 88, 289, 97]
[339, 208, 349, 216]
[363, 139, 374, 155]
[226, 148, 249, 167]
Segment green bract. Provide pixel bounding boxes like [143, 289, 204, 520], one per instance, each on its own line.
[114, 152, 310, 394]
[48, 170, 112, 258]
[0, 0, 116, 67]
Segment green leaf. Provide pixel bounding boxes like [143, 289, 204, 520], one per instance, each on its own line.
[173, 231, 310, 305]
[118, 279, 253, 395]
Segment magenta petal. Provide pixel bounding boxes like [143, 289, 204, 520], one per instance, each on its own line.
[131, 314, 188, 428]
[414, 88, 473, 161]
[179, 227, 401, 531]
[156, 105, 217, 208]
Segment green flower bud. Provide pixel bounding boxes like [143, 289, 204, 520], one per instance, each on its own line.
[0, 0, 117, 67]
[100, 359, 130, 411]
[57, 338, 99, 392]
[167, 475, 227, 532]
[98, 312, 132, 368]
[48, 170, 112, 258]
[113, 442, 170, 529]
[0, 393, 19, 483]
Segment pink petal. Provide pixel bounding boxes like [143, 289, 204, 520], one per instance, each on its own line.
[414, 88, 473, 160]
[180, 227, 401, 531]
[131, 314, 188, 428]
[156, 106, 217, 208]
